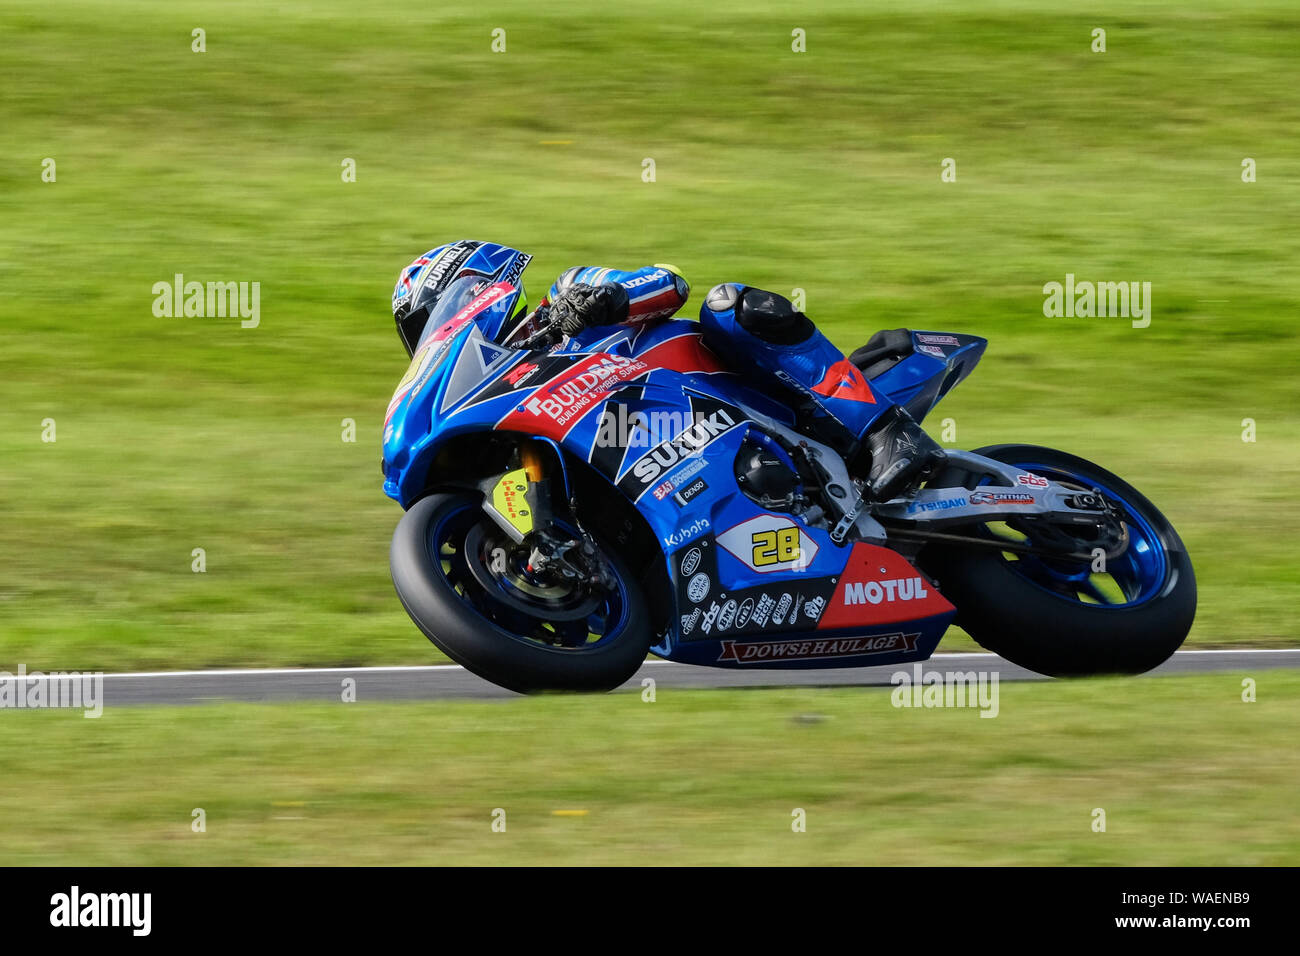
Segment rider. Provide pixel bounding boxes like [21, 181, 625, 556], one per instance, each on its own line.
[391, 240, 945, 503]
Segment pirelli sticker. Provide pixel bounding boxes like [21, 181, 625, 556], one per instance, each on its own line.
[492, 468, 534, 537]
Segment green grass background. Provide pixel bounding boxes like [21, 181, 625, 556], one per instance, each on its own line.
[1, 672, 1294, 865]
[2, 0, 1298, 669]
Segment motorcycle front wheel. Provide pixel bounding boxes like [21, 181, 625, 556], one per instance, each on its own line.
[390, 492, 654, 694]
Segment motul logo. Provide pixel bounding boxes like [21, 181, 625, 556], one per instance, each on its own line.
[843, 577, 929, 606]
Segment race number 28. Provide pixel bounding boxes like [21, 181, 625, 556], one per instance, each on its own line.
[751, 528, 802, 567]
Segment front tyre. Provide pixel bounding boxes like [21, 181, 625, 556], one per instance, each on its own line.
[390, 493, 653, 693]
[919, 444, 1196, 676]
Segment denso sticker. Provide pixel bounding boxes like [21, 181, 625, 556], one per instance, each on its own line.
[716, 514, 819, 574]
[717, 632, 921, 664]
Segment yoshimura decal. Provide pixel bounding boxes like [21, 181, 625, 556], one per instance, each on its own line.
[651, 455, 708, 500]
[717, 632, 921, 664]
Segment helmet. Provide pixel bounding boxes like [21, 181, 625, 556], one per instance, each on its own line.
[392, 240, 533, 354]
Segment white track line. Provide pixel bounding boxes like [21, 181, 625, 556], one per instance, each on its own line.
[0, 649, 1295, 681]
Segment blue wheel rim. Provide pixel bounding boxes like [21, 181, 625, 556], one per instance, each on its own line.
[978, 463, 1168, 609]
[428, 500, 632, 651]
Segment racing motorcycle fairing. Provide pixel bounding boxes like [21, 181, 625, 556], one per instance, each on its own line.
[383, 302, 970, 669]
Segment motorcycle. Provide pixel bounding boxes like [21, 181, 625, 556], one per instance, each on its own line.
[382, 270, 1196, 693]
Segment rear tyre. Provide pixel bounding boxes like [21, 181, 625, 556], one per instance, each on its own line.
[918, 444, 1196, 676]
[391, 492, 654, 693]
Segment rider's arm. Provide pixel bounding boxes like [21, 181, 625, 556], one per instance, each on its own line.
[549, 264, 690, 325]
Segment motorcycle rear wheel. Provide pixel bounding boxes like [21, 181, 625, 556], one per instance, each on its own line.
[918, 444, 1197, 676]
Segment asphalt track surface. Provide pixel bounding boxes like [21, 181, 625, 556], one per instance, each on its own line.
[5, 650, 1296, 706]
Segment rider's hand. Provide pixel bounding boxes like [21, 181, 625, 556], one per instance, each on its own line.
[549, 283, 631, 335]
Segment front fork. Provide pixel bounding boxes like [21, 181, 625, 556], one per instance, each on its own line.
[477, 439, 615, 589]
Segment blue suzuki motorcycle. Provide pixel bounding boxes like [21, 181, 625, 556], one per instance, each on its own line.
[382, 262, 1196, 693]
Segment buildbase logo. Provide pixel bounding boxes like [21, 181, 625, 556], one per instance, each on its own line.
[524, 354, 648, 426]
[50, 886, 151, 936]
[0, 665, 103, 717]
[717, 632, 919, 664]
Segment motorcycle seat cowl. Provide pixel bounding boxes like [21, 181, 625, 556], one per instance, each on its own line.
[850, 328, 914, 380]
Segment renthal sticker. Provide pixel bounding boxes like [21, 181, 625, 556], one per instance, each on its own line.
[970, 490, 1036, 506]
[906, 495, 967, 514]
[772, 593, 794, 626]
[717, 599, 739, 631]
[717, 632, 920, 664]
[673, 477, 708, 507]
[700, 601, 721, 635]
[751, 593, 776, 627]
[687, 573, 711, 604]
[843, 576, 929, 606]
[716, 514, 819, 573]
[1015, 473, 1049, 488]
[629, 408, 739, 486]
[523, 355, 649, 427]
[664, 518, 711, 549]
[917, 344, 946, 359]
[680, 607, 701, 636]
[735, 598, 755, 628]
[680, 547, 703, 577]
[803, 595, 827, 621]
[916, 334, 960, 346]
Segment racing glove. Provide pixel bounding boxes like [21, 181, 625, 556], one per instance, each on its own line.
[549, 282, 631, 335]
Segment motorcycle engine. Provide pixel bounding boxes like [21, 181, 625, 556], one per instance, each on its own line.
[734, 437, 801, 511]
